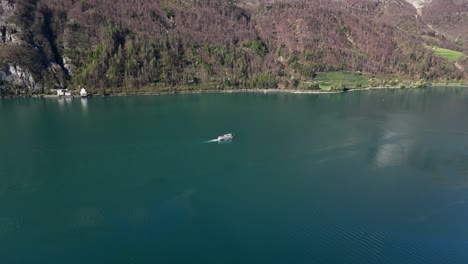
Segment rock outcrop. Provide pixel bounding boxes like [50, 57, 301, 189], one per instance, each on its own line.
[0, 0, 20, 44]
[0, 64, 40, 92]
[0, 0, 64, 95]
[404, 0, 432, 15]
[0, 0, 31, 96]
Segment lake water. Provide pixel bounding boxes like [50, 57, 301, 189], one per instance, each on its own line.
[1, 87, 468, 263]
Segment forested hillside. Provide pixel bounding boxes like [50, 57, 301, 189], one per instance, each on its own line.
[0, 0, 466, 96]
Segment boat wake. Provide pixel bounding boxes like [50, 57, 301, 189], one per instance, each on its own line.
[204, 139, 219, 143]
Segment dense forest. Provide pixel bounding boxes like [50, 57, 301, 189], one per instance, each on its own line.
[0, 0, 467, 95]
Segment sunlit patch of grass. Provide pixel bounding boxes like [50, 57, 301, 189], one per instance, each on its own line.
[314, 71, 369, 90]
[430, 46, 464, 61]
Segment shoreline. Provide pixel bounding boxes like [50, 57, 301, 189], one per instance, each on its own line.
[36, 86, 426, 98]
[42, 88, 343, 98]
[3, 84, 468, 99]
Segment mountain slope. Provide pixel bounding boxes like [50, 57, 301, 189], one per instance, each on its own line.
[0, 0, 466, 96]
[421, 0, 468, 44]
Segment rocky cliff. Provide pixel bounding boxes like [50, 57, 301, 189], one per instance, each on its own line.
[0, 0, 69, 96]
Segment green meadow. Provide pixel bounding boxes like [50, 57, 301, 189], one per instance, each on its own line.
[313, 71, 369, 90]
[431, 47, 464, 61]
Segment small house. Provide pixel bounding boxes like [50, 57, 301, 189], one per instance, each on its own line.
[80, 88, 87, 97]
[56, 89, 72, 97]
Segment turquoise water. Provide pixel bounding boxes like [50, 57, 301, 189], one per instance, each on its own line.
[1, 87, 468, 263]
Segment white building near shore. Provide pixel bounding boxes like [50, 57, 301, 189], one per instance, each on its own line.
[80, 88, 87, 97]
[56, 89, 72, 97]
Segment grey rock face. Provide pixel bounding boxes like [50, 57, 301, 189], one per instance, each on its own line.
[0, 1, 45, 95]
[0, 0, 22, 45]
[0, 64, 41, 91]
[404, 0, 432, 14]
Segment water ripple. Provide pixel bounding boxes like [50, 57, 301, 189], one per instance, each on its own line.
[286, 210, 466, 263]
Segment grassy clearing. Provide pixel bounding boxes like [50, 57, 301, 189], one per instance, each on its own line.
[430, 46, 464, 61]
[313, 71, 369, 90]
